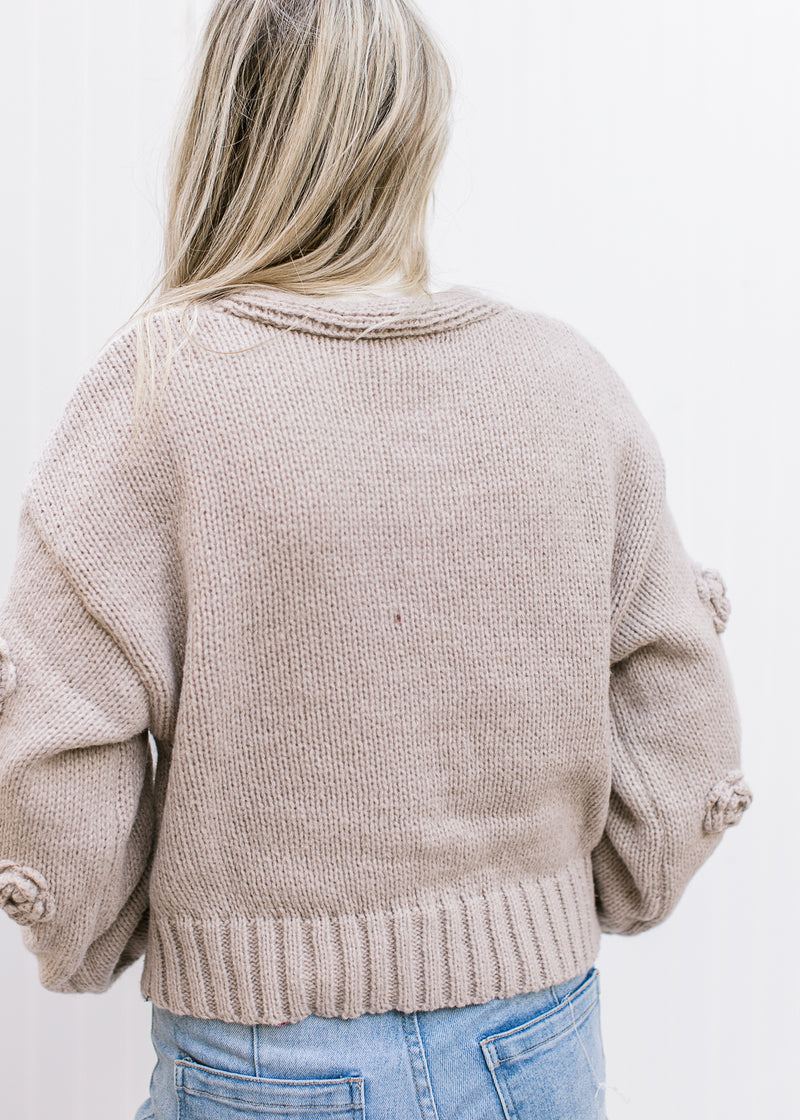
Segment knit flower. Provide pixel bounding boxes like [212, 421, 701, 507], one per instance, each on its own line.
[702, 770, 753, 833]
[0, 636, 17, 714]
[692, 563, 731, 633]
[0, 861, 56, 926]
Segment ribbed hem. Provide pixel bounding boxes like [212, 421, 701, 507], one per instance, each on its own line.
[140, 854, 600, 1026]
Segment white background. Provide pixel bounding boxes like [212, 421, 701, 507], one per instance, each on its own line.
[1, 1, 797, 1116]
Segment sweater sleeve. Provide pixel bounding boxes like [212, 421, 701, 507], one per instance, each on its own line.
[591, 439, 752, 935]
[0, 499, 155, 993]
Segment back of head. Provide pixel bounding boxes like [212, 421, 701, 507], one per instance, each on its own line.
[128, 0, 453, 439]
[164, 0, 453, 301]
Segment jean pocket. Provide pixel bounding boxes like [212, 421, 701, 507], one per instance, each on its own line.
[478, 968, 606, 1120]
[174, 1056, 365, 1119]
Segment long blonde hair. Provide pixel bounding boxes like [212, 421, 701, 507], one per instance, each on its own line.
[126, 0, 454, 437]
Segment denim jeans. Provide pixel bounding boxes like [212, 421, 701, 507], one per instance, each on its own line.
[134, 965, 606, 1119]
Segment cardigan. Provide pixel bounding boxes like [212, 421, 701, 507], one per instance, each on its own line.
[0, 284, 752, 1025]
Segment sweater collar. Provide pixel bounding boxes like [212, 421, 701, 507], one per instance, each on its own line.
[212, 284, 504, 340]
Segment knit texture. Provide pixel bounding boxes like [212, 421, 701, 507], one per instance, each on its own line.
[0, 284, 751, 1024]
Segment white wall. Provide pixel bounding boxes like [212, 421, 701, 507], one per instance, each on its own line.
[1, 1, 796, 1116]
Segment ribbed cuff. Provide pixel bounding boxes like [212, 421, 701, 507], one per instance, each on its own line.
[140, 854, 600, 1026]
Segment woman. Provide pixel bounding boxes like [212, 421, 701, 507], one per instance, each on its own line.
[0, 2, 752, 1117]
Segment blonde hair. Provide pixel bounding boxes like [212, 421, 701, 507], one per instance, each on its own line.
[126, 0, 454, 438]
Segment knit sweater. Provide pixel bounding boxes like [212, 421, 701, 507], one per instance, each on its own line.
[0, 284, 752, 1025]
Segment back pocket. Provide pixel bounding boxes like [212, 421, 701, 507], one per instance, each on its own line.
[175, 1056, 365, 1119]
[478, 968, 605, 1120]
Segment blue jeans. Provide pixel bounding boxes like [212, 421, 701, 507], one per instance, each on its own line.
[134, 966, 605, 1119]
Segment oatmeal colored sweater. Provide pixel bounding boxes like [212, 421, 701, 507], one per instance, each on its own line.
[0, 285, 751, 1025]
